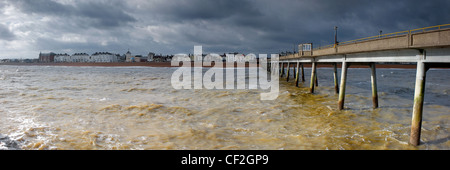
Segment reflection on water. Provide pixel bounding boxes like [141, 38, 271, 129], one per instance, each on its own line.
[0, 65, 448, 150]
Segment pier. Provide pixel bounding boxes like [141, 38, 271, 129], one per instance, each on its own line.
[272, 24, 450, 146]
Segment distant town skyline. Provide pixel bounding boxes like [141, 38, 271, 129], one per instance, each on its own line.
[1, 0, 449, 59]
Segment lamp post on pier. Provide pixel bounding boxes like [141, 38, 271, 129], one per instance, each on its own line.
[334, 26, 338, 46]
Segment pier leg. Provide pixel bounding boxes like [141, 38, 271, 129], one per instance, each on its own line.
[301, 63, 305, 82]
[270, 63, 272, 74]
[280, 63, 284, 77]
[310, 62, 317, 93]
[338, 62, 349, 110]
[295, 62, 300, 87]
[270, 63, 272, 73]
[315, 72, 318, 87]
[410, 61, 428, 146]
[293, 63, 297, 80]
[370, 63, 378, 108]
[333, 63, 339, 94]
[286, 62, 290, 81]
[278, 63, 281, 76]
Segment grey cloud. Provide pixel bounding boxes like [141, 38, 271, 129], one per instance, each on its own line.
[12, 0, 69, 16]
[150, 0, 262, 22]
[0, 24, 15, 41]
[10, 0, 136, 29]
[76, 1, 136, 28]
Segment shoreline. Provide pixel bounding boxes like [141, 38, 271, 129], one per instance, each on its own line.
[0, 62, 438, 69]
[0, 62, 174, 67]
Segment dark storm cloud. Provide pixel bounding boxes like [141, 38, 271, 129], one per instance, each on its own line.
[246, 0, 450, 52]
[11, 0, 136, 28]
[76, 1, 137, 28]
[151, 0, 262, 22]
[144, 0, 450, 53]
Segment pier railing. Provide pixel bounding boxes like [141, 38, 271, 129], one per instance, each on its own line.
[313, 23, 450, 50]
[279, 23, 450, 60]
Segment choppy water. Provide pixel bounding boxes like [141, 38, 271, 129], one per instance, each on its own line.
[0, 65, 448, 150]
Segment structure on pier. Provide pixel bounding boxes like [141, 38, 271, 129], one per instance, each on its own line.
[273, 24, 450, 146]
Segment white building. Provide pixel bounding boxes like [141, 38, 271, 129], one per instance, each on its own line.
[72, 53, 90, 62]
[54, 53, 70, 63]
[54, 52, 118, 63]
[91, 52, 118, 62]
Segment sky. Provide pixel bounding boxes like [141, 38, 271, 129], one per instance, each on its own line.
[0, 0, 449, 59]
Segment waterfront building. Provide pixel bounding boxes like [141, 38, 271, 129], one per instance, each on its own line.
[45, 50, 158, 63]
[153, 55, 173, 62]
[39, 52, 56, 62]
[125, 50, 148, 62]
[147, 52, 155, 62]
[125, 50, 134, 62]
[72, 53, 90, 62]
[118, 54, 126, 62]
[54, 53, 70, 63]
[53, 52, 119, 63]
[134, 55, 142, 62]
[91, 52, 118, 62]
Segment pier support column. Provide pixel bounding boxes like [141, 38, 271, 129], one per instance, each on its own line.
[301, 63, 305, 82]
[333, 63, 339, 94]
[270, 63, 272, 73]
[410, 61, 428, 146]
[270, 63, 273, 75]
[286, 62, 290, 81]
[280, 63, 284, 77]
[295, 62, 300, 87]
[278, 63, 281, 76]
[315, 72, 318, 87]
[310, 62, 317, 93]
[293, 63, 297, 80]
[370, 63, 378, 108]
[338, 62, 349, 110]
